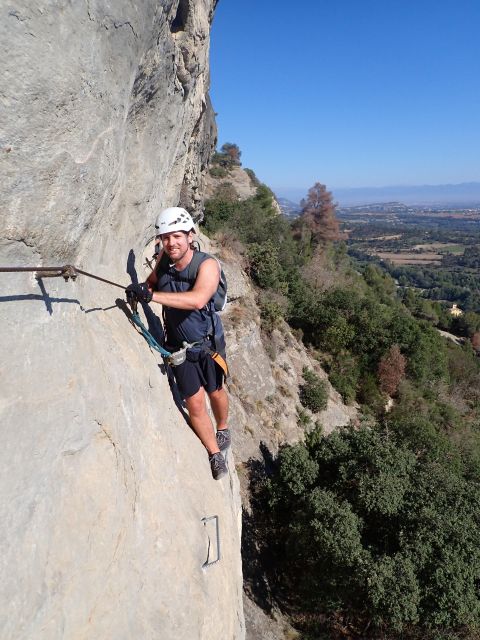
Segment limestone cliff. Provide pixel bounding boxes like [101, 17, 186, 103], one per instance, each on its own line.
[205, 164, 283, 214]
[205, 165, 257, 200]
[0, 2, 244, 639]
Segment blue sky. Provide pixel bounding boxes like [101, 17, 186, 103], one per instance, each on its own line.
[210, 0, 480, 201]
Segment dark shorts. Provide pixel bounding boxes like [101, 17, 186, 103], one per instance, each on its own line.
[172, 349, 225, 399]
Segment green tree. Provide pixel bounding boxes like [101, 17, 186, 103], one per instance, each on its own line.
[363, 263, 396, 301]
[300, 367, 328, 413]
[247, 240, 288, 293]
[328, 353, 360, 404]
[211, 142, 242, 168]
[220, 142, 241, 165]
[259, 424, 480, 637]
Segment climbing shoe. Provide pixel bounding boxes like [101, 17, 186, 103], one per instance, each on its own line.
[209, 452, 228, 480]
[216, 428, 231, 452]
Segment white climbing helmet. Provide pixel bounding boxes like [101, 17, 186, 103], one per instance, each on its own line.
[155, 207, 195, 235]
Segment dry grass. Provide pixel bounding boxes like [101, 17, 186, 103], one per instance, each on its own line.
[371, 234, 403, 240]
[278, 383, 295, 398]
[224, 303, 250, 330]
[273, 367, 285, 382]
[413, 242, 465, 253]
[244, 424, 255, 436]
[214, 232, 247, 263]
[375, 251, 442, 265]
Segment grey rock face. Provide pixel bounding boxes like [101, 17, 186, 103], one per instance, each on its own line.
[0, 2, 244, 639]
[205, 165, 283, 215]
[2, 0, 217, 263]
[205, 166, 258, 201]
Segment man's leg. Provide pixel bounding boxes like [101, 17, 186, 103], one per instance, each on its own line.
[208, 387, 229, 431]
[184, 387, 220, 455]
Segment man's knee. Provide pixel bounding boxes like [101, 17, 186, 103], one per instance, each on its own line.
[185, 387, 207, 416]
[208, 387, 226, 400]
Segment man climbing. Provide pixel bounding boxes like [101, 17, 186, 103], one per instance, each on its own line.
[126, 207, 230, 480]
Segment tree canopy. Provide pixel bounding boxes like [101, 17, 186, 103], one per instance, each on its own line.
[294, 182, 342, 244]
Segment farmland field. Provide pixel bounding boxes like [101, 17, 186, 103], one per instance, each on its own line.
[413, 242, 465, 254]
[374, 252, 442, 265]
[340, 208, 480, 313]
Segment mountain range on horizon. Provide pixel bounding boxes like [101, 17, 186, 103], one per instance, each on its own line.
[275, 181, 480, 207]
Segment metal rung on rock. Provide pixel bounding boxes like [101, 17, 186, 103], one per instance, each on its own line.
[202, 515, 220, 568]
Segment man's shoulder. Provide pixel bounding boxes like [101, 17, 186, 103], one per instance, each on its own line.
[189, 251, 217, 274]
[156, 250, 217, 282]
[190, 250, 212, 265]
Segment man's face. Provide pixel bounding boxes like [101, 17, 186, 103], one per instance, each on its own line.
[160, 230, 192, 262]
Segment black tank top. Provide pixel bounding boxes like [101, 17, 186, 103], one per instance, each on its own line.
[155, 251, 226, 352]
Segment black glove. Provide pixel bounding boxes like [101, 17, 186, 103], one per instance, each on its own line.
[125, 282, 153, 303]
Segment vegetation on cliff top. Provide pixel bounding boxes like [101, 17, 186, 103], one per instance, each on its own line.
[202, 154, 480, 639]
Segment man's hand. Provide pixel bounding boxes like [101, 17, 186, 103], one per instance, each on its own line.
[125, 282, 153, 304]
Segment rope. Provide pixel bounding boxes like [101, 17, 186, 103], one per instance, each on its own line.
[130, 312, 171, 358]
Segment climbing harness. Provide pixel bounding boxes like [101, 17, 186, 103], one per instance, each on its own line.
[167, 341, 198, 366]
[164, 337, 228, 373]
[154, 250, 230, 378]
[202, 346, 229, 380]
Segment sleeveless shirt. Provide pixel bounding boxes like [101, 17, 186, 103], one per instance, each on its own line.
[155, 251, 226, 353]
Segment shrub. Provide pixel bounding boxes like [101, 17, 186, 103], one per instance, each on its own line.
[202, 191, 237, 234]
[258, 290, 288, 333]
[296, 406, 312, 429]
[358, 373, 386, 415]
[259, 424, 480, 637]
[328, 354, 360, 404]
[244, 167, 260, 187]
[300, 367, 328, 412]
[247, 240, 288, 293]
[406, 325, 449, 385]
[209, 165, 228, 178]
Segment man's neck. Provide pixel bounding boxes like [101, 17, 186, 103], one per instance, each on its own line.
[171, 247, 194, 271]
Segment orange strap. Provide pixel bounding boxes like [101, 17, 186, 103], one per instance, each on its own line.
[209, 350, 230, 380]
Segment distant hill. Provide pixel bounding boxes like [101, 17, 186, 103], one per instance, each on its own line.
[333, 182, 480, 207]
[277, 182, 480, 208]
[276, 196, 301, 219]
[337, 201, 416, 214]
